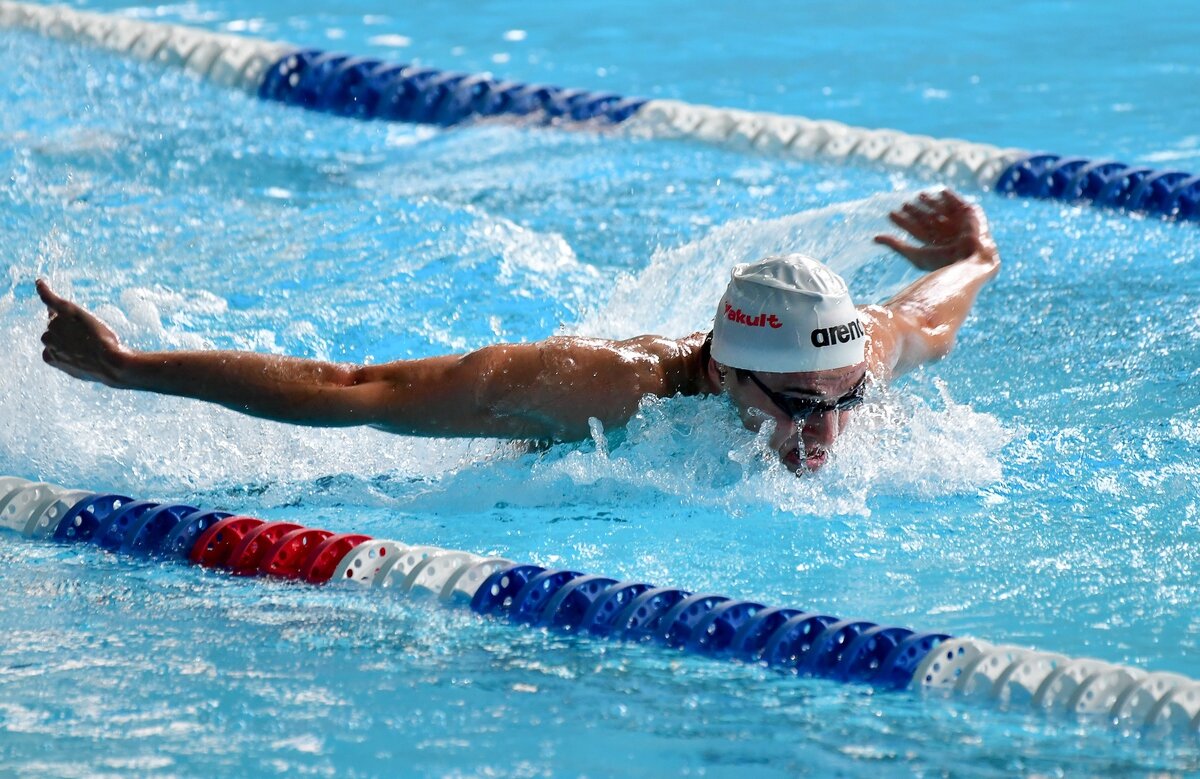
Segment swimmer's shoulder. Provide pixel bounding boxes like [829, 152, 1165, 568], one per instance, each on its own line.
[856, 304, 898, 382]
[533, 331, 711, 397]
[617, 331, 711, 397]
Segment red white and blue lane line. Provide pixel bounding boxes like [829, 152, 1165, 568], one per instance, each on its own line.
[2, 1, 1200, 222]
[2, 476, 1199, 739]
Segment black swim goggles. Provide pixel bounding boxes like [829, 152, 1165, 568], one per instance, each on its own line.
[743, 371, 867, 423]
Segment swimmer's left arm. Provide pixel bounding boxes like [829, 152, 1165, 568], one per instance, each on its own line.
[865, 189, 1001, 378]
[34, 280, 691, 440]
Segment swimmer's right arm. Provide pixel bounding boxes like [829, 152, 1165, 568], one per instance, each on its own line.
[865, 189, 1001, 378]
[35, 280, 685, 441]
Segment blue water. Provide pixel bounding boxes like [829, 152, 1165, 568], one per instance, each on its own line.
[2, 0, 1200, 776]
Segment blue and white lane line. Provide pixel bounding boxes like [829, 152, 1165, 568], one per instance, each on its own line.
[3, 1, 1200, 221]
[3, 476, 1200, 740]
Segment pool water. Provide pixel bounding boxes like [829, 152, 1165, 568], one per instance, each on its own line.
[2, 0, 1199, 776]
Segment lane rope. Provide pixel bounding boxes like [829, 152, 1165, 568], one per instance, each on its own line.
[3, 475, 1198, 740]
[2, 1, 1199, 221]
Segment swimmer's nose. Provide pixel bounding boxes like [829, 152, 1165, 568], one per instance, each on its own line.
[802, 410, 841, 448]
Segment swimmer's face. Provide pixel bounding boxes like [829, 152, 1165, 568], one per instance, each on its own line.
[709, 360, 868, 473]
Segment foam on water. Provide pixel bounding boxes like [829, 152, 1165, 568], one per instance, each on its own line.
[397, 379, 1010, 520]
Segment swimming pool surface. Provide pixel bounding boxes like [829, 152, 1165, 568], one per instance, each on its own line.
[2, 1, 1199, 776]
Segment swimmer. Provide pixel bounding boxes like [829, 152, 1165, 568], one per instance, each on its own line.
[36, 188, 999, 473]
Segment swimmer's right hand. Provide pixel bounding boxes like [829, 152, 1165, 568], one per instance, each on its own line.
[874, 189, 998, 272]
[36, 279, 129, 387]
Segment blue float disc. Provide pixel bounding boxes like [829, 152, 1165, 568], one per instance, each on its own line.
[794, 619, 877, 678]
[500, 83, 553, 117]
[727, 605, 805, 662]
[259, 49, 319, 102]
[53, 494, 133, 543]
[833, 625, 916, 683]
[93, 499, 159, 551]
[451, 74, 506, 120]
[1126, 170, 1191, 214]
[158, 509, 234, 558]
[1063, 159, 1127, 201]
[1094, 167, 1155, 208]
[871, 631, 952, 689]
[485, 80, 525, 115]
[761, 613, 840, 672]
[1041, 157, 1091, 199]
[565, 91, 621, 122]
[411, 71, 465, 124]
[430, 73, 489, 125]
[994, 153, 1061, 197]
[536, 575, 620, 631]
[611, 587, 691, 642]
[602, 97, 648, 124]
[320, 57, 385, 118]
[121, 503, 199, 555]
[684, 600, 767, 656]
[510, 569, 584, 624]
[469, 564, 544, 616]
[580, 581, 654, 636]
[656, 593, 730, 648]
[376, 66, 440, 122]
[291, 51, 350, 109]
[1165, 175, 1200, 220]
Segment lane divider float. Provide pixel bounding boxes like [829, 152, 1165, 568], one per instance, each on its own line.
[3, 475, 1199, 740]
[2, 1, 1199, 221]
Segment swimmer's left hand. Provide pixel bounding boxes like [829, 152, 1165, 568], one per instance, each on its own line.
[36, 279, 129, 387]
[874, 189, 998, 272]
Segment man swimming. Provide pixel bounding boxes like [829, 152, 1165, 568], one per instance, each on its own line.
[36, 188, 999, 473]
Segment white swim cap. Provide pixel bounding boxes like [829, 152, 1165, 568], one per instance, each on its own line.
[710, 254, 865, 373]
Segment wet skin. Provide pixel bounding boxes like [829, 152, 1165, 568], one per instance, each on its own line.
[36, 189, 1000, 476]
[708, 360, 868, 473]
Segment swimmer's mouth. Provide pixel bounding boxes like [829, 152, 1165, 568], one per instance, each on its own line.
[783, 447, 829, 472]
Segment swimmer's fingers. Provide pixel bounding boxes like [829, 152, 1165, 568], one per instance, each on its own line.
[899, 189, 971, 226]
[901, 198, 953, 227]
[926, 188, 971, 213]
[35, 279, 89, 322]
[885, 190, 996, 269]
[36, 281, 113, 337]
[908, 194, 945, 217]
[35, 281, 124, 384]
[887, 208, 940, 243]
[918, 189, 984, 231]
[893, 191, 983, 240]
[40, 346, 93, 381]
[873, 233, 920, 257]
[36, 279, 67, 313]
[874, 234, 965, 271]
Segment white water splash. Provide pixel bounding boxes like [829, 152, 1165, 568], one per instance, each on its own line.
[574, 191, 923, 339]
[403, 382, 1011, 519]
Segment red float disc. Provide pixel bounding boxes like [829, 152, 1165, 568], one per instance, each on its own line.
[300, 532, 373, 584]
[189, 516, 265, 567]
[227, 521, 304, 575]
[258, 527, 334, 579]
